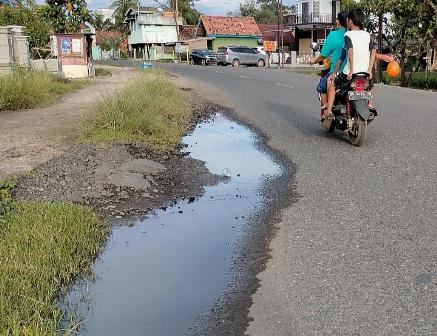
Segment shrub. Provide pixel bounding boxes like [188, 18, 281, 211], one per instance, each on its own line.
[408, 72, 437, 90]
[95, 67, 112, 77]
[0, 68, 87, 111]
[381, 71, 400, 85]
[81, 70, 192, 150]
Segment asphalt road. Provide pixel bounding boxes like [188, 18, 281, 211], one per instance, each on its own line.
[161, 63, 437, 335]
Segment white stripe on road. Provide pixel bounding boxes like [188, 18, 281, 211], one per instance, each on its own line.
[215, 70, 226, 74]
[273, 83, 294, 89]
[239, 75, 253, 80]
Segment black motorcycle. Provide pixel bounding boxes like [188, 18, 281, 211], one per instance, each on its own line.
[310, 42, 376, 146]
[329, 72, 376, 146]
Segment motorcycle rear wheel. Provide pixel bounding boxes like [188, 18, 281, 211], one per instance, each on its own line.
[348, 117, 367, 146]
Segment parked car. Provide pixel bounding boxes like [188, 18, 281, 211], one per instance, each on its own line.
[217, 46, 267, 67]
[189, 49, 217, 66]
[251, 46, 267, 56]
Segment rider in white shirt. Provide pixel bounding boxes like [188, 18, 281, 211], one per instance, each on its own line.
[324, 8, 377, 128]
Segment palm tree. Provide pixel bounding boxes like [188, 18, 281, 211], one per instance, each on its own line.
[111, 0, 138, 33]
[92, 12, 115, 31]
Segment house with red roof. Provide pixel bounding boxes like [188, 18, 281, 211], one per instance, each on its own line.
[196, 16, 262, 52]
[258, 23, 295, 51]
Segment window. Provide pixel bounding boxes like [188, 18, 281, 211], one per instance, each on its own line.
[302, 2, 309, 23]
[313, 1, 320, 20]
[164, 45, 173, 54]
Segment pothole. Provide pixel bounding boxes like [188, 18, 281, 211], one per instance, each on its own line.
[64, 114, 283, 335]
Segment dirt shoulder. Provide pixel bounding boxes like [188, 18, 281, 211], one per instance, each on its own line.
[0, 67, 137, 180]
[15, 99, 223, 218]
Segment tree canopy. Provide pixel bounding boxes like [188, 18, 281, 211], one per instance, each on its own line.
[0, 5, 50, 48]
[341, 0, 437, 85]
[44, 0, 91, 33]
[154, 0, 201, 25]
[239, 0, 293, 24]
[91, 12, 115, 31]
[111, 0, 138, 33]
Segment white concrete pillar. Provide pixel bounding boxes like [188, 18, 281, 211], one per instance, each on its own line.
[0, 26, 12, 74]
[8, 26, 30, 67]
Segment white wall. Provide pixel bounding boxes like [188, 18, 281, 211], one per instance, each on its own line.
[297, 0, 337, 16]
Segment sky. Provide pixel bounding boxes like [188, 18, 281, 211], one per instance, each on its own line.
[87, 0, 296, 14]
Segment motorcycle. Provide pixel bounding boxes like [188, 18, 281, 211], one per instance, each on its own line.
[310, 42, 376, 147]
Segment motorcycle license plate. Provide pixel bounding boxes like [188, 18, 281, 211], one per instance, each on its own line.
[348, 91, 373, 100]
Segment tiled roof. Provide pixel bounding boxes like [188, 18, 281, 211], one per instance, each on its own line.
[96, 31, 128, 51]
[258, 24, 295, 45]
[179, 25, 197, 41]
[199, 15, 261, 37]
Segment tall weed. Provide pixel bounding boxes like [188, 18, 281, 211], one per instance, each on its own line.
[81, 71, 191, 150]
[0, 68, 87, 111]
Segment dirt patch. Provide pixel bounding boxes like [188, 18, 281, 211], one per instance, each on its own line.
[14, 95, 224, 218]
[0, 67, 137, 180]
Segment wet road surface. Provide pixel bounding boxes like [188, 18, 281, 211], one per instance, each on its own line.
[160, 63, 437, 336]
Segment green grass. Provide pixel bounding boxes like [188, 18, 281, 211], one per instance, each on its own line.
[408, 71, 437, 90]
[0, 182, 108, 335]
[0, 68, 89, 111]
[382, 71, 437, 90]
[81, 70, 192, 150]
[382, 71, 401, 85]
[292, 68, 321, 76]
[95, 67, 112, 77]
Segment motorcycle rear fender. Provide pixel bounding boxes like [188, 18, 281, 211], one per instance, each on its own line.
[351, 99, 370, 120]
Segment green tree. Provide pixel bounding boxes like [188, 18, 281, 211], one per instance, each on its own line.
[99, 35, 122, 51]
[111, 0, 138, 33]
[239, 0, 291, 24]
[391, 0, 437, 85]
[91, 12, 115, 31]
[154, 0, 201, 25]
[0, 5, 50, 48]
[341, 0, 437, 86]
[44, 0, 91, 33]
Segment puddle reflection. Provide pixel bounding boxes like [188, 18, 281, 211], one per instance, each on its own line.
[67, 115, 280, 336]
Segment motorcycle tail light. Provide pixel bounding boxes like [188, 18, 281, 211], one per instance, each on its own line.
[354, 78, 369, 91]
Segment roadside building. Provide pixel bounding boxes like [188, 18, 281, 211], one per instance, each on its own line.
[284, 0, 340, 59]
[179, 24, 212, 51]
[258, 23, 295, 52]
[196, 15, 262, 52]
[94, 30, 128, 60]
[124, 6, 182, 60]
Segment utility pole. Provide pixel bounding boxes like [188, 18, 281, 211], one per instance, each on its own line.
[276, 0, 280, 68]
[277, 0, 283, 68]
[174, 0, 179, 38]
[280, 0, 284, 68]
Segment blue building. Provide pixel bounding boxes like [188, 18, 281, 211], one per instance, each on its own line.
[0, 0, 19, 6]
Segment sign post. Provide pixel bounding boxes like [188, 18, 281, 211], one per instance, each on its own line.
[263, 41, 277, 68]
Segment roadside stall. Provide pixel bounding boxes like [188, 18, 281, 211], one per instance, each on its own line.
[51, 32, 94, 78]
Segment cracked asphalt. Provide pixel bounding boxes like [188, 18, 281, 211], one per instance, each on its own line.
[162, 63, 437, 335]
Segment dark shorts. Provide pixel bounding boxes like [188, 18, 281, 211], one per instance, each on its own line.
[316, 72, 330, 94]
[334, 73, 349, 89]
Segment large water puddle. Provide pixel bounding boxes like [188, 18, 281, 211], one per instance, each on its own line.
[67, 114, 280, 335]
